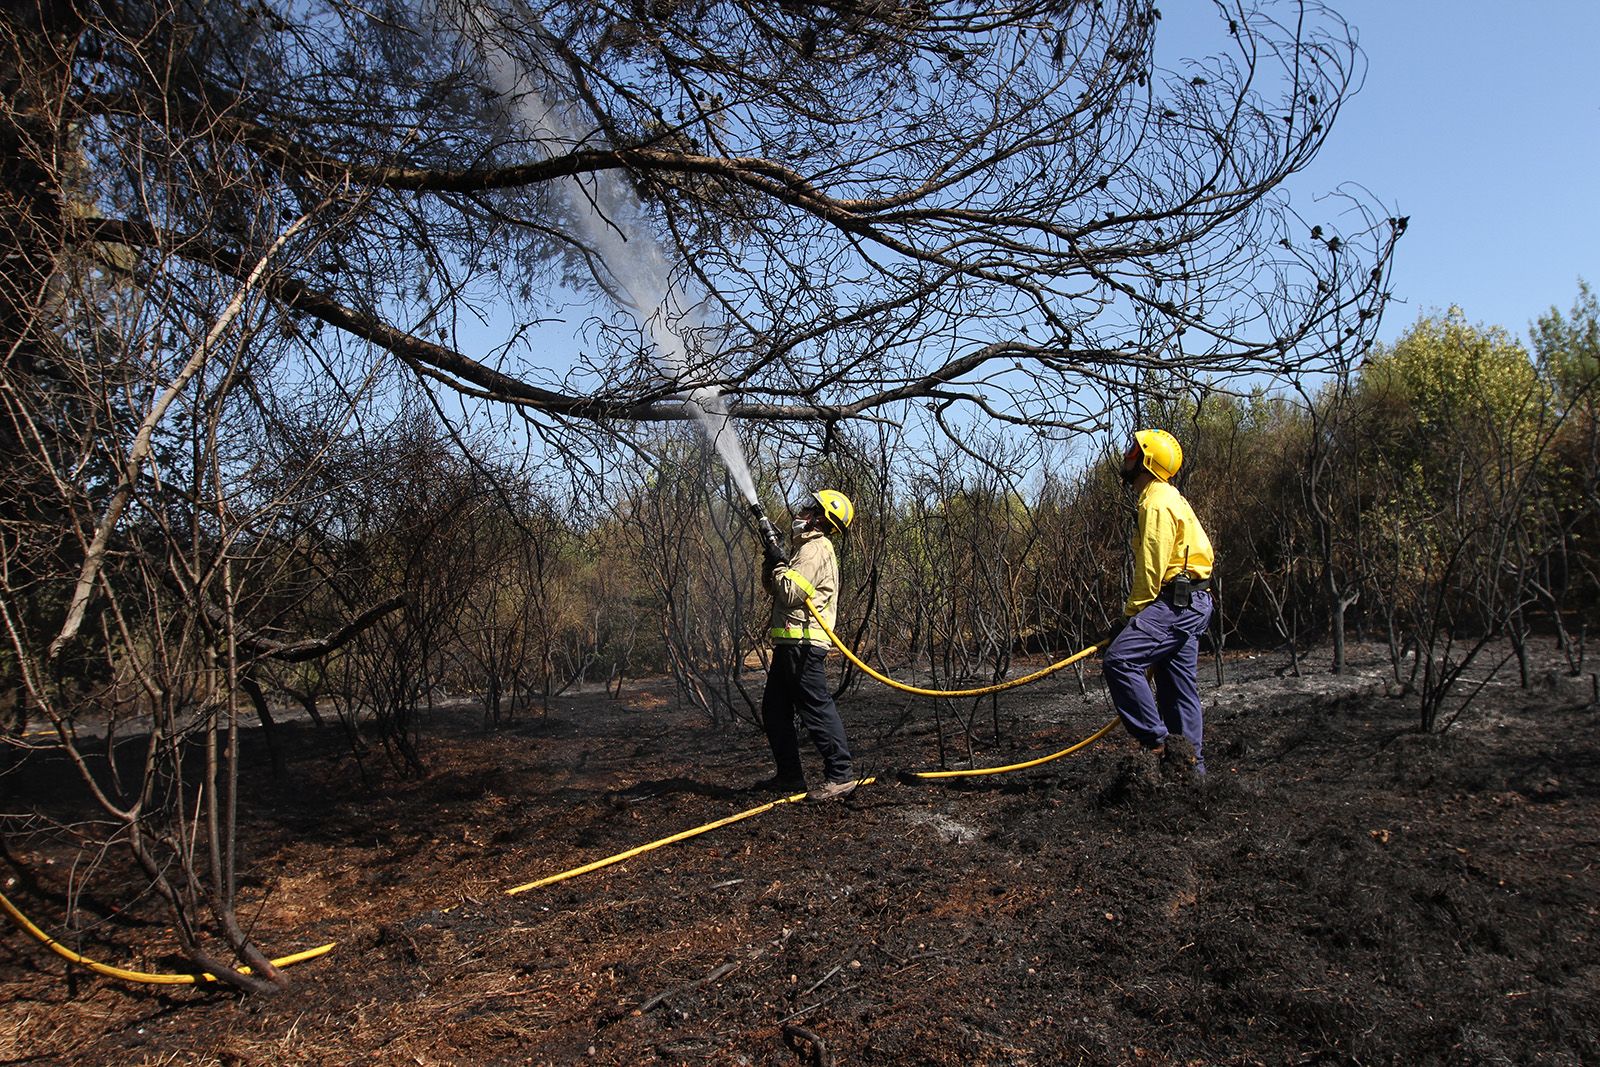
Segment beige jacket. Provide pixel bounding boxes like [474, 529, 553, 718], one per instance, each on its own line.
[765, 530, 839, 647]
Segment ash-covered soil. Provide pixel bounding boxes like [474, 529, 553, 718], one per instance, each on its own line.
[3, 644, 1598, 1065]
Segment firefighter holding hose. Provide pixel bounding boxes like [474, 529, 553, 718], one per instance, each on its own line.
[1104, 430, 1215, 774]
[753, 490, 858, 801]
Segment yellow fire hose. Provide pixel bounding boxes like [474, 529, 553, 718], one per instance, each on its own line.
[504, 708, 1117, 894]
[503, 786, 845, 896]
[909, 716, 1118, 778]
[802, 598, 1110, 698]
[0, 888, 335, 986]
[506, 611, 1121, 894]
[504, 715, 1116, 896]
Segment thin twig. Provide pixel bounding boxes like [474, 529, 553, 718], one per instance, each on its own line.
[799, 963, 841, 997]
[637, 959, 739, 1013]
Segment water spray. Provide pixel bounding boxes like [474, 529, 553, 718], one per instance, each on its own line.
[686, 386, 758, 508]
[459, 2, 772, 560]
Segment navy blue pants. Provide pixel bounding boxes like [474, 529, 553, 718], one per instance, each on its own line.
[762, 643, 853, 784]
[1102, 590, 1213, 772]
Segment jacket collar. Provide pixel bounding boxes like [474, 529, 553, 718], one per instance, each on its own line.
[1138, 479, 1171, 504]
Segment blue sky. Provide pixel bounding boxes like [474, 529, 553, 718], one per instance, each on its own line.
[1281, 1, 1599, 344]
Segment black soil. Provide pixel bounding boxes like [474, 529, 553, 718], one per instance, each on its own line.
[3, 644, 1598, 1065]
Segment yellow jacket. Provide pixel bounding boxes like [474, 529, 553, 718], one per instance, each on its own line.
[1125, 480, 1214, 617]
[765, 530, 839, 647]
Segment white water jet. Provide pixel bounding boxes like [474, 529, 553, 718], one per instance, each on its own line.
[685, 386, 760, 507]
[460, 4, 760, 506]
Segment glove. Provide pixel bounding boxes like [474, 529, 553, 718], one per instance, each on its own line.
[1102, 617, 1128, 644]
[763, 542, 787, 570]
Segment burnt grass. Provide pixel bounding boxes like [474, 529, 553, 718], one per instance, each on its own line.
[3, 644, 1599, 1065]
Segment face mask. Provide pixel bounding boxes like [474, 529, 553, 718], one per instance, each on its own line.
[791, 518, 810, 535]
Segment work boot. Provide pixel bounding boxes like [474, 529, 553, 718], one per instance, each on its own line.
[807, 779, 858, 802]
[750, 774, 807, 795]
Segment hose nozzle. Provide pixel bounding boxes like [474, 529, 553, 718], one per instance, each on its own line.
[751, 503, 789, 565]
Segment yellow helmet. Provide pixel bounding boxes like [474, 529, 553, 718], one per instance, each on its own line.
[1133, 429, 1183, 481]
[811, 489, 855, 534]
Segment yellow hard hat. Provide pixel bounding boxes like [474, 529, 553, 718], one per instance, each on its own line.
[811, 489, 855, 534]
[1133, 429, 1182, 481]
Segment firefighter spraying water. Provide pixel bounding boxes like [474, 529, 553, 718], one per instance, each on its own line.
[751, 490, 859, 801]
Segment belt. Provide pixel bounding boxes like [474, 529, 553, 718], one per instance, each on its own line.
[1158, 575, 1211, 601]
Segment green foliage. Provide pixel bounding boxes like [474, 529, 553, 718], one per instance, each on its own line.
[1534, 280, 1600, 406]
[1350, 313, 1547, 611]
[1358, 309, 1543, 463]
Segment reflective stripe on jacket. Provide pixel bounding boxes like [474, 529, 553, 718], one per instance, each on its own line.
[1125, 480, 1215, 617]
[765, 530, 838, 647]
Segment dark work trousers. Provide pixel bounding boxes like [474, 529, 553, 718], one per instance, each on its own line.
[1102, 590, 1214, 772]
[762, 642, 853, 785]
